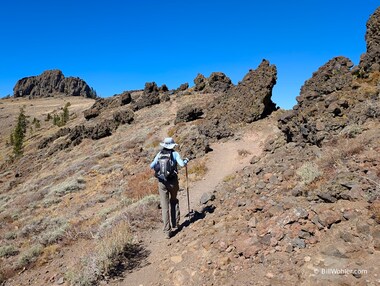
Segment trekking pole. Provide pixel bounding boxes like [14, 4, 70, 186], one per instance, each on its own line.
[185, 164, 191, 216]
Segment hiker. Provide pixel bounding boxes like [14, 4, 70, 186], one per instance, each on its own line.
[150, 137, 189, 239]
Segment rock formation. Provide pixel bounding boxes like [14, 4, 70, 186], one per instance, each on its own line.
[84, 91, 132, 120]
[358, 6, 380, 74]
[195, 60, 278, 140]
[193, 72, 232, 93]
[227, 60, 277, 123]
[278, 57, 355, 145]
[132, 82, 161, 110]
[13, 70, 95, 98]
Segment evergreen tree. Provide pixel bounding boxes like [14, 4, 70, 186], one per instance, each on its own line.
[9, 133, 14, 146]
[62, 104, 69, 124]
[13, 107, 27, 156]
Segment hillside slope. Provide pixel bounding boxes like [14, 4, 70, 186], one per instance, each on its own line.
[1, 6, 380, 286]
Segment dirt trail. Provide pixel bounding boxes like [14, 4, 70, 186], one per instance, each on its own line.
[184, 129, 267, 209]
[117, 122, 274, 286]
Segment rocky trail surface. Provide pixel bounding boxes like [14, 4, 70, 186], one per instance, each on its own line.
[114, 119, 276, 286]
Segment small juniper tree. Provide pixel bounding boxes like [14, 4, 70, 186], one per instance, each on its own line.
[13, 107, 27, 156]
[9, 133, 14, 146]
[53, 114, 61, 126]
[62, 103, 70, 124]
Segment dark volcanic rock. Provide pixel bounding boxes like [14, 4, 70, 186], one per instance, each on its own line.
[178, 83, 189, 91]
[198, 118, 233, 139]
[196, 60, 277, 140]
[227, 60, 277, 123]
[300, 57, 354, 98]
[207, 72, 232, 93]
[278, 57, 355, 145]
[84, 92, 133, 120]
[194, 74, 207, 91]
[193, 72, 232, 93]
[132, 82, 161, 110]
[13, 70, 95, 98]
[359, 7, 380, 74]
[178, 127, 212, 159]
[113, 108, 134, 124]
[175, 105, 204, 124]
[120, 92, 132, 105]
[159, 84, 169, 92]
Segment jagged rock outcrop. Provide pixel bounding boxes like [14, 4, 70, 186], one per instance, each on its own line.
[178, 126, 212, 159]
[39, 108, 134, 155]
[278, 57, 355, 145]
[227, 60, 277, 123]
[278, 55, 379, 145]
[178, 83, 189, 91]
[194, 74, 207, 91]
[132, 82, 161, 110]
[278, 7, 380, 146]
[13, 70, 95, 98]
[359, 7, 380, 74]
[159, 84, 169, 92]
[195, 60, 277, 140]
[193, 72, 232, 93]
[84, 92, 132, 120]
[175, 105, 204, 124]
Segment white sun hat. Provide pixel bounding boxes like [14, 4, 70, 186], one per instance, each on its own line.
[160, 137, 178, 149]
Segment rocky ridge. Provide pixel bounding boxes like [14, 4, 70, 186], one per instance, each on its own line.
[0, 6, 379, 286]
[13, 70, 95, 99]
[152, 7, 380, 286]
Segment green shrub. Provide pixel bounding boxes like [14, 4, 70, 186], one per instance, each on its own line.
[0, 245, 19, 258]
[38, 222, 68, 246]
[17, 244, 43, 268]
[49, 177, 86, 197]
[296, 162, 321, 185]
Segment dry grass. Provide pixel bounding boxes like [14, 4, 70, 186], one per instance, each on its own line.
[66, 221, 132, 286]
[37, 244, 61, 266]
[370, 200, 380, 224]
[223, 174, 236, 183]
[127, 168, 157, 199]
[188, 160, 208, 181]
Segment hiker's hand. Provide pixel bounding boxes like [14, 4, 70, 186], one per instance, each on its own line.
[184, 158, 189, 165]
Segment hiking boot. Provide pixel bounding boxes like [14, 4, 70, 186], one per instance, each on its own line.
[165, 231, 172, 239]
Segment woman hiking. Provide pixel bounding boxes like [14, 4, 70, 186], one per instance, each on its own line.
[150, 137, 189, 239]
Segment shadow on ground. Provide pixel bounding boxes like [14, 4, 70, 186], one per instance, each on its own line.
[173, 204, 216, 236]
[109, 243, 151, 279]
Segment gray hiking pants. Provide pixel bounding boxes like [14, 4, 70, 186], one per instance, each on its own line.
[158, 177, 180, 234]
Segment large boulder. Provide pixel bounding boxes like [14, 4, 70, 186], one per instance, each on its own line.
[193, 72, 232, 93]
[13, 70, 95, 98]
[227, 60, 277, 123]
[278, 57, 355, 146]
[194, 74, 207, 91]
[196, 60, 278, 139]
[359, 7, 380, 74]
[175, 105, 204, 124]
[132, 82, 161, 110]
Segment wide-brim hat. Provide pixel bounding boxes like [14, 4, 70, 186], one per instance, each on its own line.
[160, 137, 178, 149]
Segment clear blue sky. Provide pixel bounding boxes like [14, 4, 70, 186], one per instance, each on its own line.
[0, 1, 378, 109]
